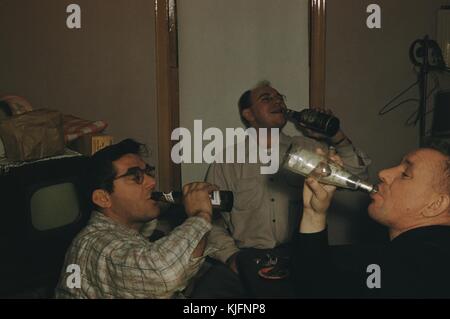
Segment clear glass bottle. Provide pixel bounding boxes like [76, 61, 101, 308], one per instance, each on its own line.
[282, 144, 377, 193]
[150, 190, 234, 212]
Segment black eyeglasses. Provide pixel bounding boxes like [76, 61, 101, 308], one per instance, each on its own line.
[113, 164, 156, 184]
[259, 93, 287, 104]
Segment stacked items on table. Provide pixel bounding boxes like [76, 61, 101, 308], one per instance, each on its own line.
[0, 95, 111, 170]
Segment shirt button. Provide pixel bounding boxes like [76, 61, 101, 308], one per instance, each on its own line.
[271, 198, 275, 202]
[272, 219, 276, 223]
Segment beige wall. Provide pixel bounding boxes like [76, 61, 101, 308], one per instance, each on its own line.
[0, 0, 158, 172]
[325, 0, 450, 243]
[178, 0, 310, 184]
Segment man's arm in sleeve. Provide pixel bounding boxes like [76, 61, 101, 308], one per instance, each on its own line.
[321, 128, 370, 179]
[110, 216, 212, 298]
[292, 176, 363, 298]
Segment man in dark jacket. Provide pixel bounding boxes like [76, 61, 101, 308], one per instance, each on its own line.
[292, 142, 450, 298]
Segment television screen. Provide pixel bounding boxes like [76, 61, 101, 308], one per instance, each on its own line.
[0, 155, 91, 297]
[31, 182, 82, 231]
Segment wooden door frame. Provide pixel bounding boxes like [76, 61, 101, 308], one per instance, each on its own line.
[155, 0, 326, 190]
[155, 0, 180, 191]
[310, 0, 327, 108]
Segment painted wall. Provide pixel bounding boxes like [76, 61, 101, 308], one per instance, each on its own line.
[177, 0, 310, 184]
[0, 0, 158, 170]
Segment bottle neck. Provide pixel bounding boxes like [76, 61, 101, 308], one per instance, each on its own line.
[151, 191, 182, 204]
[151, 190, 234, 212]
[357, 181, 378, 193]
[283, 108, 303, 125]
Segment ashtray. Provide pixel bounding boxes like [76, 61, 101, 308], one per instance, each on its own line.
[258, 265, 290, 280]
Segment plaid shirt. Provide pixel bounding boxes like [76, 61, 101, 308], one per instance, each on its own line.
[55, 211, 211, 299]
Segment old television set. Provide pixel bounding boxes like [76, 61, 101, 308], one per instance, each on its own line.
[0, 155, 91, 297]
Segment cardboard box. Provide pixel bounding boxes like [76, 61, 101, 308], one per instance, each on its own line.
[69, 134, 113, 156]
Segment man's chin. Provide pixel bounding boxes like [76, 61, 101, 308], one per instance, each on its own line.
[152, 207, 161, 217]
[368, 199, 380, 215]
[145, 204, 160, 219]
[277, 116, 287, 126]
[367, 203, 386, 225]
[265, 113, 286, 127]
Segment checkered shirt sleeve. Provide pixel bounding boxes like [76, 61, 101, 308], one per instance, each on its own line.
[55, 213, 211, 298]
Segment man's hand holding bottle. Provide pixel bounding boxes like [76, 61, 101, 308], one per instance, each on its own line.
[299, 148, 343, 233]
[296, 107, 350, 147]
[182, 182, 218, 223]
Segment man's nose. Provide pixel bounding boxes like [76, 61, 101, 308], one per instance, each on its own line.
[144, 174, 156, 190]
[378, 168, 394, 184]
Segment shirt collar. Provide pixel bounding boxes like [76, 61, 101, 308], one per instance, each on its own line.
[89, 210, 143, 236]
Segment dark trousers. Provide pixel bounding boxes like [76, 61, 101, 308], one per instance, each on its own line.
[191, 245, 296, 299]
[190, 259, 247, 299]
[235, 246, 296, 298]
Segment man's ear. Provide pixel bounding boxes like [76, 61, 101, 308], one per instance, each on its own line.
[422, 194, 450, 218]
[92, 189, 112, 209]
[242, 108, 255, 126]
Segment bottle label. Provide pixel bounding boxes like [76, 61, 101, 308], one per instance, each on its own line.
[163, 192, 175, 203]
[210, 191, 221, 206]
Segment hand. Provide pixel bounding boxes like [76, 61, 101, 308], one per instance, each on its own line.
[300, 107, 348, 144]
[298, 126, 329, 141]
[329, 129, 350, 146]
[303, 177, 336, 217]
[300, 148, 341, 233]
[182, 182, 218, 222]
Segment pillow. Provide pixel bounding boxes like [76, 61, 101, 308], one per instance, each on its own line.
[63, 115, 108, 143]
[0, 95, 33, 115]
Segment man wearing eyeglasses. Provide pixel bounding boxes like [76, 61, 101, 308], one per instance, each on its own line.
[56, 139, 216, 298]
[199, 81, 371, 298]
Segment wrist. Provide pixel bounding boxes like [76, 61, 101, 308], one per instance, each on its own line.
[332, 136, 347, 145]
[300, 210, 327, 233]
[195, 211, 212, 223]
[330, 131, 350, 146]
